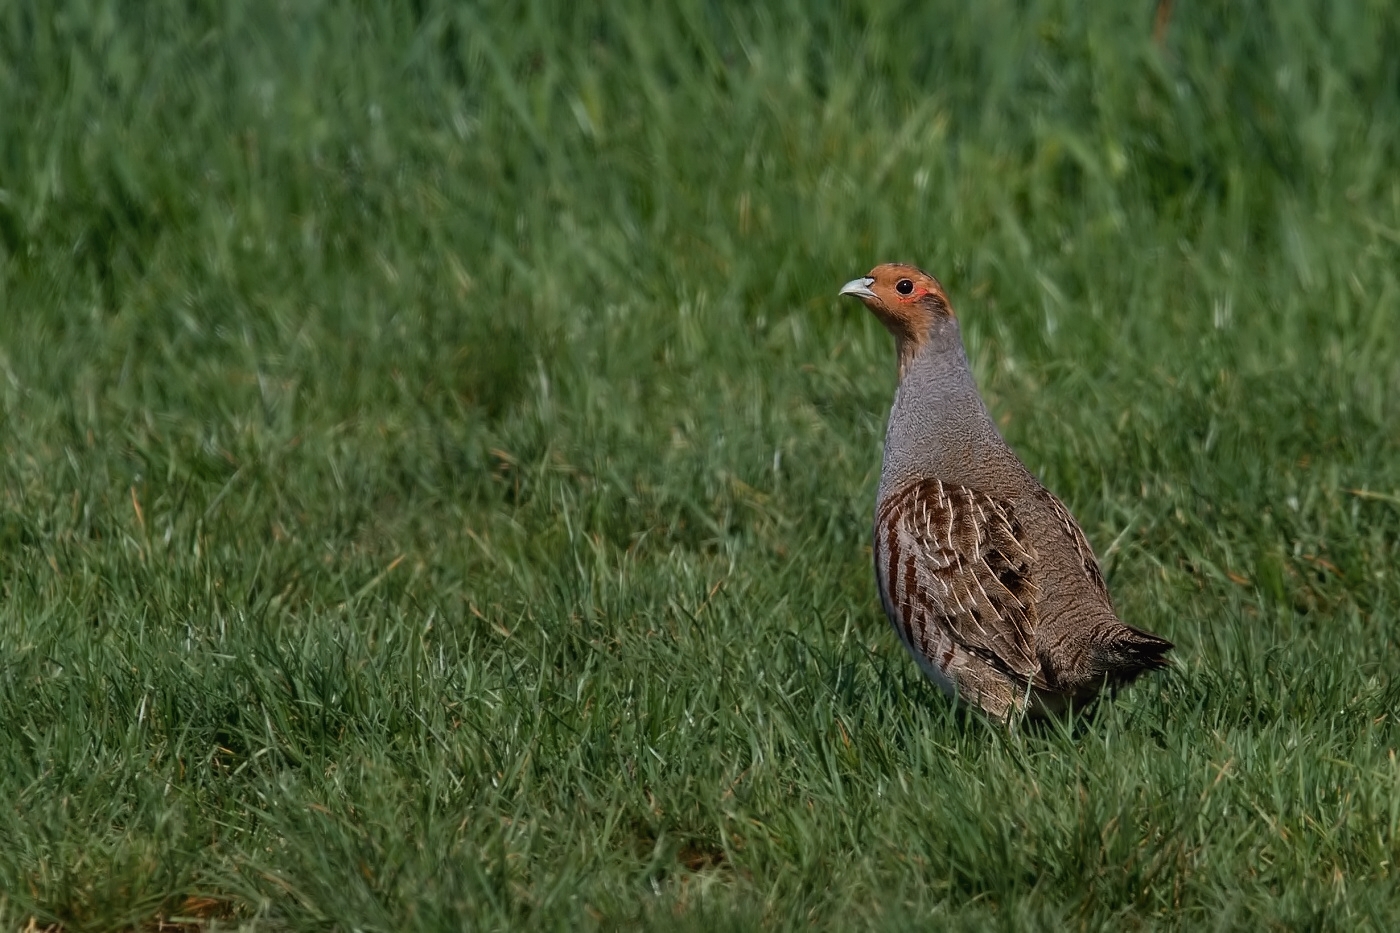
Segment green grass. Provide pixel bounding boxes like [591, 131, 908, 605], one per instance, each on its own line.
[2, 0, 1400, 929]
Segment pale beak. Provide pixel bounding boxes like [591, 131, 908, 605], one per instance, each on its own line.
[839, 276, 877, 301]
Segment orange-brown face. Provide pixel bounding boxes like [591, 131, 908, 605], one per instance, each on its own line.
[838, 262, 953, 341]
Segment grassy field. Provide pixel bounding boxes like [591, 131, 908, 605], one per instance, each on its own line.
[2, 0, 1400, 929]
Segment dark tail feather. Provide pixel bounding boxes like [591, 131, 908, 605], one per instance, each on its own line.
[1098, 625, 1174, 681]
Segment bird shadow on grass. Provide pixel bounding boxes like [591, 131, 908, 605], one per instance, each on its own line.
[1012, 668, 1182, 745]
[822, 634, 1172, 743]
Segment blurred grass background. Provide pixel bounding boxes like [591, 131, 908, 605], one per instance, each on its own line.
[2, 0, 1400, 929]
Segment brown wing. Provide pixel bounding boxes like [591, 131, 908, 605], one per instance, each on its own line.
[1038, 489, 1111, 605]
[875, 479, 1042, 682]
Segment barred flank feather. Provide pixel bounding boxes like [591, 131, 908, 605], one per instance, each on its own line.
[874, 479, 1044, 686]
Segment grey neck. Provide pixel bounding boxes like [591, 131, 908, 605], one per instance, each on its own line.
[878, 315, 1013, 497]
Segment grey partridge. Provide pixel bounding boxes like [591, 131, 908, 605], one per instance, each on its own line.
[840, 263, 1172, 720]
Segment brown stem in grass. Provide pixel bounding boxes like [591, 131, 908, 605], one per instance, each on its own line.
[1153, 0, 1175, 46]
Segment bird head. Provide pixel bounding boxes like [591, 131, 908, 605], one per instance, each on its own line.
[838, 263, 953, 341]
[839, 263, 955, 375]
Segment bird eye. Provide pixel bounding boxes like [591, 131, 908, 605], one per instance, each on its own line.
[895, 279, 914, 295]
